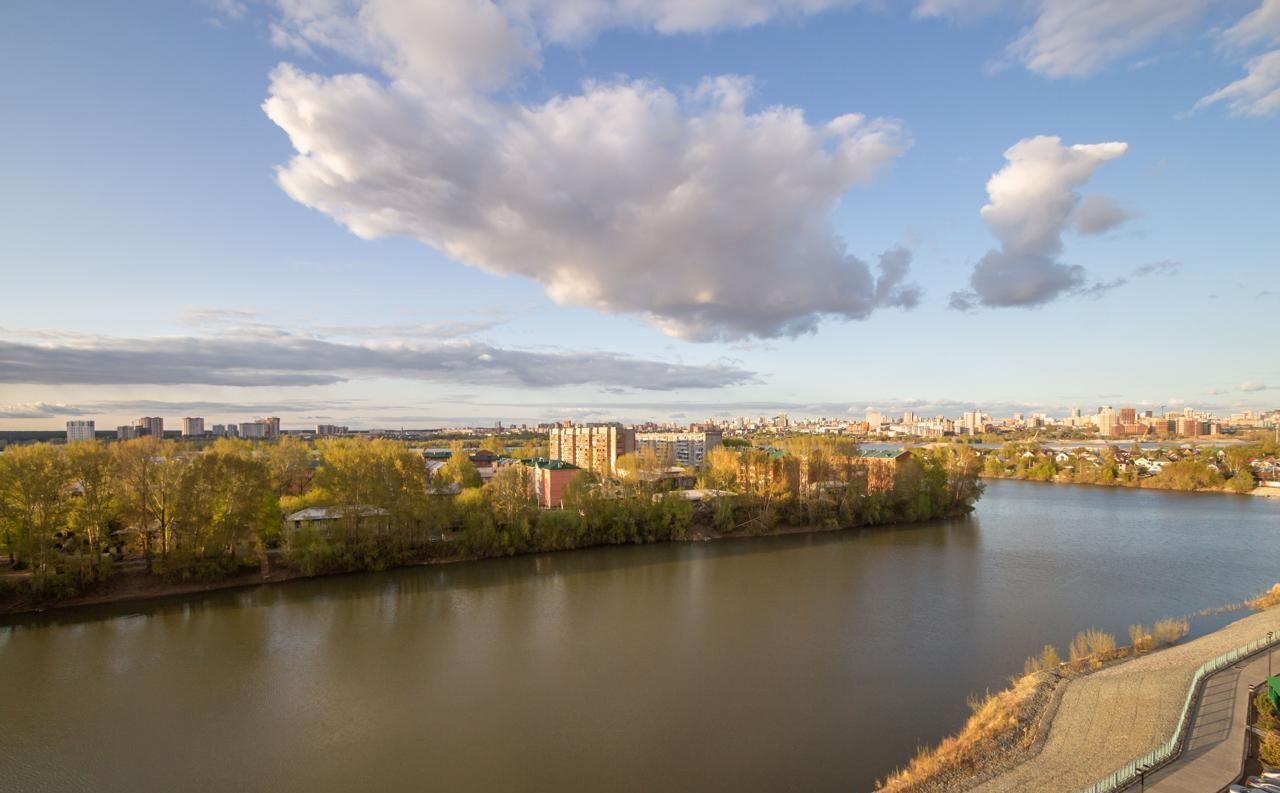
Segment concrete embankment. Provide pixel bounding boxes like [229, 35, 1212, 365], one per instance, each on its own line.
[967, 608, 1280, 793]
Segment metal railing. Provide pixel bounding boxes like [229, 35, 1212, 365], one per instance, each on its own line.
[1075, 632, 1280, 793]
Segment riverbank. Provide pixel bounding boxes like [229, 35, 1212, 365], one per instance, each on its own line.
[878, 591, 1280, 793]
[0, 507, 974, 619]
[982, 473, 1273, 497]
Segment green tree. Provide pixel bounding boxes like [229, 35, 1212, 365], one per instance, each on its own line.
[64, 441, 118, 583]
[0, 444, 70, 590]
[439, 441, 482, 488]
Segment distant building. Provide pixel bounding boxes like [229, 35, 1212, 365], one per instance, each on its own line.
[136, 416, 163, 438]
[635, 430, 723, 468]
[548, 423, 635, 475]
[66, 420, 95, 442]
[1098, 406, 1118, 437]
[1119, 407, 1137, 424]
[316, 424, 349, 436]
[238, 417, 281, 440]
[116, 425, 138, 441]
[523, 458, 584, 508]
[182, 417, 205, 437]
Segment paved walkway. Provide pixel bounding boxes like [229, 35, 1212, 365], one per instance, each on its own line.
[969, 609, 1280, 793]
[1142, 649, 1273, 793]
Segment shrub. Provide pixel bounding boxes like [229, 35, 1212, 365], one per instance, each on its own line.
[1153, 617, 1190, 645]
[1257, 688, 1280, 734]
[1070, 629, 1118, 668]
[1128, 624, 1155, 653]
[1024, 644, 1062, 675]
[1250, 583, 1280, 610]
[1261, 730, 1280, 768]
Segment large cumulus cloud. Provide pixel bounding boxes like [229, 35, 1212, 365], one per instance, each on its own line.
[261, 0, 918, 341]
[950, 135, 1130, 310]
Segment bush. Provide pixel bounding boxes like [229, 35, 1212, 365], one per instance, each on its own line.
[1262, 730, 1280, 768]
[1128, 624, 1155, 653]
[1152, 617, 1189, 645]
[1024, 644, 1061, 675]
[1069, 629, 1117, 669]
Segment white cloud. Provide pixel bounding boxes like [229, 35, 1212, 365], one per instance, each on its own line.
[918, 0, 1209, 77]
[951, 135, 1130, 309]
[1222, 0, 1280, 49]
[1240, 381, 1271, 392]
[263, 10, 918, 341]
[1071, 194, 1133, 236]
[1196, 49, 1280, 117]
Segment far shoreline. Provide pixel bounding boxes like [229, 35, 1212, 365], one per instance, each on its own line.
[981, 472, 1279, 498]
[0, 509, 972, 622]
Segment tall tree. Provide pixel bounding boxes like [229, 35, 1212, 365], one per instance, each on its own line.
[0, 444, 70, 589]
[65, 441, 118, 583]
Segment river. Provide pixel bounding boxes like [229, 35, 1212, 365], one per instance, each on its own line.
[2, 480, 1278, 793]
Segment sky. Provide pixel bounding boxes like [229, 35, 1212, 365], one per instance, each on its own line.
[1, 0, 1278, 430]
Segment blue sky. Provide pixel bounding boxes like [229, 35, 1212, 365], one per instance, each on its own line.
[1, 0, 1277, 429]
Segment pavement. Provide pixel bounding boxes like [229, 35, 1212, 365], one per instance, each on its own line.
[1142, 649, 1275, 793]
[968, 609, 1280, 793]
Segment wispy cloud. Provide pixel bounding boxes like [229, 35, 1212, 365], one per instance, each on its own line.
[1133, 260, 1181, 277]
[0, 403, 89, 420]
[0, 329, 756, 391]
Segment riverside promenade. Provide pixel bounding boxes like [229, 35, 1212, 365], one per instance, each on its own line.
[969, 608, 1280, 793]
[1142, 648, 1274, 793]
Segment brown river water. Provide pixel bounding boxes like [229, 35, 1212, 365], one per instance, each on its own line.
[2, 480, 1278, 793]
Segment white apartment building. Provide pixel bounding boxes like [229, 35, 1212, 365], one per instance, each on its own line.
[634, 430, 723, 468]
[66, 420, 95, 442]
[182, 417, 205, 437]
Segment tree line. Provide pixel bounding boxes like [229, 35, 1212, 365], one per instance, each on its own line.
[980, 440, 1270, 493]
[0, 436, 984, 602]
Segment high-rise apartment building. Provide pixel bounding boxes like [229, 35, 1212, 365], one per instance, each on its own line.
[1097, 406, 1118, 437]
[262, 416, 281, 438]
[182, 417, 205, 437]
[66, 420, 95, 442]
[960, 411, 984, 435]
[635, 430, 723, 468]
[116, 425, 138, 440]
[240, 421, 268, 439]
[548, 423, 635, 474]
[136, 417, 164, 438]
[1119, 407, 1137, 424]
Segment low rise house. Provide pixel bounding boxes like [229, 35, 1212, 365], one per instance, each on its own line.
[522, 458, 583, 508]
[284, 505, 391, 535]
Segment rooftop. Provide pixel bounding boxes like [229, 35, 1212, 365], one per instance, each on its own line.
[522, 457, 580, 470]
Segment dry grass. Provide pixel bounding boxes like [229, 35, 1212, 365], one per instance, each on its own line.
[1153, 617, 1190, 645]
[1069, 629, 1118, 669]
[1249, 582, 1280, 610]
[877, 672, 1054, 793]
[1128, 624, 1156, 653]
[1023, 644, 1062, 675]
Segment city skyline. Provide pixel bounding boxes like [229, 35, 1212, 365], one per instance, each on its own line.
[3, 1, 1278, 429]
